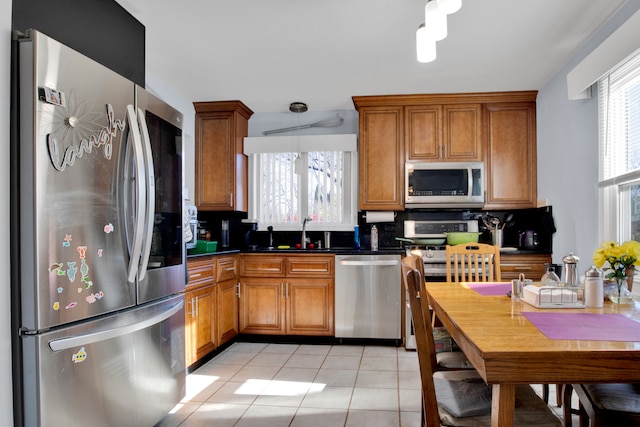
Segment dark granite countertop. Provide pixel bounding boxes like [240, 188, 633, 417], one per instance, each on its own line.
[186, 249, 241, 259]
[186, 247, 549, 259]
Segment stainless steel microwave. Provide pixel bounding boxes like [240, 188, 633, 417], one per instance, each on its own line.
[405, 161, 485, 208]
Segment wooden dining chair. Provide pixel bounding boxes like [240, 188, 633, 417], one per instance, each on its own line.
[562, 383, 640, 427]
[402, 255, 473, 371]
[401, 262, 562, 426]
[446, 243, 501, 282]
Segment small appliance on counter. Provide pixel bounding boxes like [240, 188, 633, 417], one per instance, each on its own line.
[186, 205, 198, 249]
[241, 219, 259, 250]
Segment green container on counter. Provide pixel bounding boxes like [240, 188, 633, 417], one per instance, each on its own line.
[195, 240, 218, 253]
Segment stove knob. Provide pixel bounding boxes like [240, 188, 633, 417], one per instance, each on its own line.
[424, 249, 434, 258]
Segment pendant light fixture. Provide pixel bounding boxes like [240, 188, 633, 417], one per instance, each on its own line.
[436, 0, 462, 15]
[416, 0, 462, 63]
[416, 24, 436, 63]
[424, 0, 447, 41]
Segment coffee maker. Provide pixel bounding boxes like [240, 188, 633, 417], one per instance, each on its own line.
[242, 219, 259, 250]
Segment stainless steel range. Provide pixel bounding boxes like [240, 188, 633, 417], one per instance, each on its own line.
[404, 219, 479, 277]
[402, 219, 478, 350]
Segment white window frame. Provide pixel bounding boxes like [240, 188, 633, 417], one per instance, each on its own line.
[244, 134, 358, 231]
[597, 48, 640, 295]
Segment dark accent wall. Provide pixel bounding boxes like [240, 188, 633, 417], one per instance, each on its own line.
[12, 0, 145, 86]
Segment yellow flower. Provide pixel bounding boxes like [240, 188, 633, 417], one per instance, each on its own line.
[593, 240, 640, 280]
[592, 248, 606, 268]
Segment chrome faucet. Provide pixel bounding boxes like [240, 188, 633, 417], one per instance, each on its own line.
[301, 217, 312, 249]
[267, 225, 274, 249]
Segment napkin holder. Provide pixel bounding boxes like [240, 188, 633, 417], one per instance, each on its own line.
[521, 285, 584, 308]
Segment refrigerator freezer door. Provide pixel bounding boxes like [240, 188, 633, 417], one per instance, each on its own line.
[17, 30, 137, 330]
[21, 294, 185, 427]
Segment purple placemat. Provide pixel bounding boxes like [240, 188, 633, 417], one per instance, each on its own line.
[467, 282, 511, 296]
[523, 312, 640, 341]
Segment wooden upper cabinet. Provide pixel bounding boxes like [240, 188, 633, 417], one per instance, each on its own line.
[194, 101, 253, 212]
[353, 103, 404, 211]
[484, 102, 537, 209]
[406, 104, 481, 161]
[405, 105, 442, 160]
[442, 104, 482, 161]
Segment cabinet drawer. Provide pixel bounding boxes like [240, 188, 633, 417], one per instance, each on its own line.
[286, 255, 334, 277]
[500, 254, 551, 281]
[240, 255, 286, 277]
[217, 256, 238, 282]
[187, 257, 216, 286]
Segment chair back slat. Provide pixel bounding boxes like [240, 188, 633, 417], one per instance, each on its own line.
[401, 262, 441, 427]
[446, 243, 501, 282]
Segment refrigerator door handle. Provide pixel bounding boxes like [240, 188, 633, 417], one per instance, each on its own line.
[136, 107, 155, 281]
[126, 105, 147, 284]
[48, 299, 184, 351]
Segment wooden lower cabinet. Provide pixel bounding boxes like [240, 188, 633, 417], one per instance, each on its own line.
[185, 284, 216, 367]
[216, 278, 239, 345]
[500, 253, 551, 281]
[240, 277, 285, 334]
[216, 255, 239, 346]
[186, 254, 239, 368]
[239, 254, 335, 336]
[286, 278, 334, 335]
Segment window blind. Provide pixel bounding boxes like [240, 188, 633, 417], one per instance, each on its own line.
[599, 48, 640, 185]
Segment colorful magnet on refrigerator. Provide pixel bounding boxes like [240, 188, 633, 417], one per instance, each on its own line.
[82, 276, 93, 289]
[80, 259, 89, 277]
[62, 234, 72, 247]
[72, 347, 87, 364]
[97, 249, 103, 257]
[104, 223, 114, 233]
[86, 291, 103, 303]
[77, 246, 87, 259]
[65, 302, 77, 309]
[53, 302, 60, 311]
[49, 263, 65, 275]
[57, 287, 63, 294]
[67, 262, 77, 282]
[43, 87, 66, 107]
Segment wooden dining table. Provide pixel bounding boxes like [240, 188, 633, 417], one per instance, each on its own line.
[424, 281, 640, 427]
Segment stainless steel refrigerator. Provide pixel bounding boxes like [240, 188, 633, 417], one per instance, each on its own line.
[11, 29, 186, 427]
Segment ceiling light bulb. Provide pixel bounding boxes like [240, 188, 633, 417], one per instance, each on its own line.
[424, 0, 447, 41]
[436, 0, 462, 15]
[416, 24, 437, 63]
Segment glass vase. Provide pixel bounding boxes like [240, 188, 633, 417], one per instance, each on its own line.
[609, 277, 633, 304]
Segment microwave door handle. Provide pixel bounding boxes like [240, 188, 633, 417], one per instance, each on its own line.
[467, 166, 473, 197]
[136, 107, 155, 281]
[126, 105, 146, 284]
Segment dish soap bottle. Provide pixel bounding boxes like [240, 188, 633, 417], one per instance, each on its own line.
[371, 225, 379, 251]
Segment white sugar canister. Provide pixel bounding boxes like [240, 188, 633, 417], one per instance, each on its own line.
[584, 265, 603, 308]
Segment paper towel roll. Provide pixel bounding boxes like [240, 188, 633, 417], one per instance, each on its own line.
[365, 211, 395, 223]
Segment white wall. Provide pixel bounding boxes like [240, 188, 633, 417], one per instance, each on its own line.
[537, 1, 640, 268]
[1, 0, 15, 424]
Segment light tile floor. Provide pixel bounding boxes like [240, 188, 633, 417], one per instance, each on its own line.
[157, 342, 572, 427]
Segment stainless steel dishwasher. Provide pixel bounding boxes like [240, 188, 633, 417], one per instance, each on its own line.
[335, 254, 402, 340]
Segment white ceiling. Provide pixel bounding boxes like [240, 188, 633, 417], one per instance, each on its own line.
[116, 0, 625, 113]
